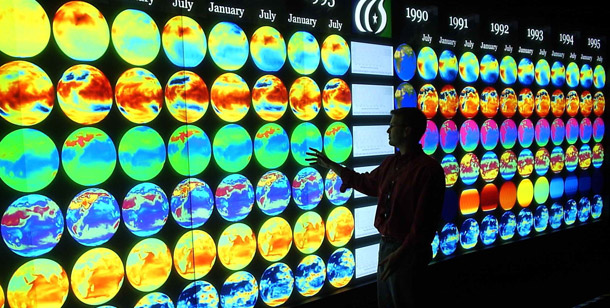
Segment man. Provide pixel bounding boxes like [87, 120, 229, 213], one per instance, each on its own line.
[307, 107, 445, 307]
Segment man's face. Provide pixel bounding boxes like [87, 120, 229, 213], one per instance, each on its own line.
[387, 115, 408, 147]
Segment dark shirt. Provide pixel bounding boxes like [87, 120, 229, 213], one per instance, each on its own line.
[339, 147, 445, 250]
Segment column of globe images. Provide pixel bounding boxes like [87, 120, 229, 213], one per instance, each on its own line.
[393, 43, 605, 258]
[0, 1, 355, 307]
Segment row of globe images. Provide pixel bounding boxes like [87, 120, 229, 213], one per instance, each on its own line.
[1, 179, 355, 307]
[2, 1, 351, 74]
[394, 43, 605, 89]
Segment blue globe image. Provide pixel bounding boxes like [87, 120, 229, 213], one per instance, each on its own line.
[292, 167, 323, 210]
[220, 271, 259, 308]
[260, 262, 294, 307]
[549, 202, 564, 229]
[517, 208, 533, 237]
[122, 182, 168, 237]
[460, 218, 479, 249]
[439, 222, 459, 255]
[327, 248, 355, 288]
[480, 215, 498, 246]
[577, 197, 591, 223]
[215, 174, 254, 222]
[1, 194, 64, 257]
[591, 195, 603, 219]
[177, 280, 219, 308]
[499, 211, 516, 240]
[564, 199, 577, 225]
[431, 232, 439, 258]
[295, 255, 326, 296]
[534, 205, 549, 232]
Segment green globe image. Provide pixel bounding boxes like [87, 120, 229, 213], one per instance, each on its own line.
[167, 125, 211, 176]
[62, 127, 116, 186]
[324, 122, 352, 163]
[118, 126, 166, 181]
[291, 122, 322, 166]
[0, 128, 59, 192]
[213, 124, 252, 173]
[254, 123, 289, 169]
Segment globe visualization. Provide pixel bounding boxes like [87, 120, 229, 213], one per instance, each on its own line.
[115, 68, 163, 124]
[0, 128, 59, 192]
[221, 271, 259, 308]
[1, 194, 63, 257]
[170, 178, 214, 229]
[295, 255, 326, 296]
[62, 127, 116, 186]
[259, 263, 294, 307]
[0, 61, 54, 126]
[66, 188, 120, 246]
[162, 15, 206, 67]
[0, 0, 50, 58]
[321, 34, 350, 75]
[111, 9, 160, 66]
[256, 170, 291, 216]
[208, 21, 249, 71]
[52, 1, 109, 61]
[252, 75, 288, 121]
[215, 174, 255, 222]
[122, 182, 168, 237]
[165, 70, 209, 123]
[394, 43, 417, 81]
[288, 31, 320, 75]
[250, 26, 286, 72]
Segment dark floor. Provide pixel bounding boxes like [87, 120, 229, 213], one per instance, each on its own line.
[297, 219, 610, 307]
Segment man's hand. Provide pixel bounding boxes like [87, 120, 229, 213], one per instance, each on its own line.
[306, 147, 334, 170]
[379, 249, 402, 281]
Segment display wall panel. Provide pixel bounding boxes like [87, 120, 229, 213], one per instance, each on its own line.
[0, 0, 356, 307]
[0, 0, 607, 307]
[392, 0, 606, 265]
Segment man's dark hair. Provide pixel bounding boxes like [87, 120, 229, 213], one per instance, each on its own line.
[390, 107, 427, 140]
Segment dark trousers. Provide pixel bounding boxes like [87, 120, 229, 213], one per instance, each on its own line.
[377, 237, 432, 308]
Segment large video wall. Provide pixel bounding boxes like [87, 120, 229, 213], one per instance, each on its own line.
[389, 4, 607, 259]
[0, 0, 355, 307]
[0, 0, 606, 308]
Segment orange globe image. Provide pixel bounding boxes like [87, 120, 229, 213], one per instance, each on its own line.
[326, 206, 354, 247]
[0, 61, 54, 126]
[293, 211, 325, 254]
[115, 67, 163, 124]
[551, 89, 566, 117]
[218, 223, 257, 271]
[500, 88, 517, 118]
[480, 87, 499, 118]
[56, 64, 113, 125]
[565, 90, 580, 117]
[418, 84, 438, 119]
[52, 1, 110, 61]
[323, 78, 351, 121]
[211, 73, 251, 122]
[126, 238, 172, 292]
[7, 259, 69, 308]
[257, 216, 293, 262]
[517, 88, 534, 118]
[535, 89, 551, 117]
[439, 85, 458, 119]
[173, 230, 216, 280]
[165, 70, 209, 123]
[70, 248, 124, 305]
[593, 91, 605, 116]
[252, 74, 288, 121]
[579, 91, 593, 117]
[459, 86, 479, 118]
[290, 76, 321, 121]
